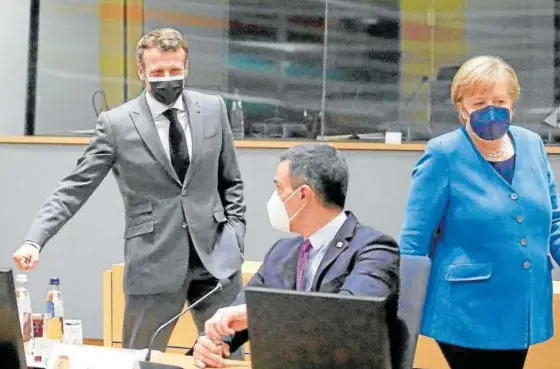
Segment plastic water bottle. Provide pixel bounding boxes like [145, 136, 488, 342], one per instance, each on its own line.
[15, 274, 33, 353]
[230, 89, 245, 139]
[44, 277, 64, 359]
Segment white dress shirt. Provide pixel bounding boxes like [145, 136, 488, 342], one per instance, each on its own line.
[145, 91, 193, 160]
[303, 211, 348, 291]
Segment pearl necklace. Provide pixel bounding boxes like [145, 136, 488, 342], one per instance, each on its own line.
[481, 139, 507, 158]
[484, 146, 505, 158]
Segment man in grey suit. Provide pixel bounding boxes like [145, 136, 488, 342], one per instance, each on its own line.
[12, 28, 246, 351]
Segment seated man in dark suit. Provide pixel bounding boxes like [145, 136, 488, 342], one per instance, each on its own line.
[192, 143, 400, 368]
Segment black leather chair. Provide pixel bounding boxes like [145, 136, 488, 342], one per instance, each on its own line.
[394, 255, 431, 369]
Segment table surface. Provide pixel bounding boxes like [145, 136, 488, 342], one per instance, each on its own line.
[27, 348, 252, 369]
[155, 352, 252, 368]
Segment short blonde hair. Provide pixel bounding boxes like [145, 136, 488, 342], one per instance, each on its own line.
[136, 28, 188, 66]
[451, 56, 521, 119]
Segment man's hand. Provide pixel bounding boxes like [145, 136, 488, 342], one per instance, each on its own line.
[13, 243, 40, 271]
[193, 335, 230, 368]
[204, 304, 248, 342]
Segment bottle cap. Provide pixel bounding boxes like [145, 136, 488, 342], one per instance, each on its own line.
[16, 274, 28, 283]
[49, 277, 60, 285]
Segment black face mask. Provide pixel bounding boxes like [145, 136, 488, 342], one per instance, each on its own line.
[147, 75, 184, 106]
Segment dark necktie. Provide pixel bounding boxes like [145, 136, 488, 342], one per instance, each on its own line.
[296, 239, 313, 290]
[162, 108, 189, 183]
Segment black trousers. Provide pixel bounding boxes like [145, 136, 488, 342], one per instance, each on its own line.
[437, 341, 528, 369]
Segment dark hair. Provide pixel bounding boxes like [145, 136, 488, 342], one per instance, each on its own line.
[279, 143, 348, 209]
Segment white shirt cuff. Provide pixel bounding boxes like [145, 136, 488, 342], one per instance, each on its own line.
[23, 241, 42, 251]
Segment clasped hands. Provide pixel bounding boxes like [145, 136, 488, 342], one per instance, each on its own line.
[193, 304, 248, 368]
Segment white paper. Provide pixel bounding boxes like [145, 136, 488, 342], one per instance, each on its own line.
[46, 344, 151, 369]
[385, 131, 402, 144]
[543, 108, 560, 128]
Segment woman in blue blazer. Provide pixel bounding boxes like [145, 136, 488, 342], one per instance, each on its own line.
[399, 55, 560, 369]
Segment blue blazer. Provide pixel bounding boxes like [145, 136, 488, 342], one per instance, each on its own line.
[227, 211, 400, 352]
[399, 125, 560, 350]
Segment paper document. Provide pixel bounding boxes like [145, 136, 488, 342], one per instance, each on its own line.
[46, 344, 157, 369]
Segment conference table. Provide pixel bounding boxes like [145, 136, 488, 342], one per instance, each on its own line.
[104, 263, 560, 369]
[155, 352, 250, 369]
[27, 346, 251, 369]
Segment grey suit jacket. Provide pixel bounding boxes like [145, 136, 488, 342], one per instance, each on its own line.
[25, 90, 246, 295]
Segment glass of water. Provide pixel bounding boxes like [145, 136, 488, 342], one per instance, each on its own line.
[62, 320, 83, 345]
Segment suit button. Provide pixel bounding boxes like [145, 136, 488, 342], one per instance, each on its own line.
[182, 222, 187, 229]
[511, 193, 518, 200]
[520, 239, 527, 246]
[523, 261, 531, 269]
[516, 215, 524, 223]
[181, 190, 187, 196]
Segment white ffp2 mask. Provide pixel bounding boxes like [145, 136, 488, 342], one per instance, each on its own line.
[266, 188, 305, 233]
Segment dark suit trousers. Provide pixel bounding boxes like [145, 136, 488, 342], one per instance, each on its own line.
[122, 239, 242, 355]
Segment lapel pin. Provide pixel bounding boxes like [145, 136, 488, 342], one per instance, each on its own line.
[336, 241, 343, 248]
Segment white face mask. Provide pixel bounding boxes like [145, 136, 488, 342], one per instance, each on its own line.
[266, 187, 305, 233]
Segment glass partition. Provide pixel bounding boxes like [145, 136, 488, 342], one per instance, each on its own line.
[33, 0, 105, 136]
[29, 0, 560, 144]
[323, 0, 401, 140]
[226, 0, 325, 139]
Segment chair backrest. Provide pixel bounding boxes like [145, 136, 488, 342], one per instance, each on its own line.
[394, 255, 431, 369]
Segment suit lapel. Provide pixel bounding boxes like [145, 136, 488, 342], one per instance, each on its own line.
[129, 93, 181, 186]
[281, 239, 302, 289]
[310, 212, 358, 290]
[182, 90, 203, 189]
